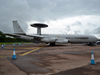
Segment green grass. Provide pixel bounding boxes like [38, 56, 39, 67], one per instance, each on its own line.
[0, 42, 31, 45]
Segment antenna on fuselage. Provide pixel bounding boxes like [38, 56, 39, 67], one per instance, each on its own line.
[31, 23, 48, 35]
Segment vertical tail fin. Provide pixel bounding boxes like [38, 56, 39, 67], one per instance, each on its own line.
[13, 21, 26, 34]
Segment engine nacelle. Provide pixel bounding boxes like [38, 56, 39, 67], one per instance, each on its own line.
[56, 39, 68, 43]
[19, 36, 33, 41]
[41, 37, 56, 42]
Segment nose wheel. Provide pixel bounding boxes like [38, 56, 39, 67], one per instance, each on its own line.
[87, 43, 96, 46]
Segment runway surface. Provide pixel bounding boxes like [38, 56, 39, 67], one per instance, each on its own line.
[0, 43, 100, 75]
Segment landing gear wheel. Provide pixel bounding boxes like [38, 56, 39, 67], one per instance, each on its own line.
[49, 43, 55, 46]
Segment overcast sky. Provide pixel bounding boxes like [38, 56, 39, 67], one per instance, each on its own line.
[0, 0, 100, 35]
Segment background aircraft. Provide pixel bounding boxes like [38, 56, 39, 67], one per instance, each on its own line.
[5, 21, 99, 46]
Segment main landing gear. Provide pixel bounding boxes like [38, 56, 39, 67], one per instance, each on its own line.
[87, 43, 96, 46]
[49, 43, 55, 46]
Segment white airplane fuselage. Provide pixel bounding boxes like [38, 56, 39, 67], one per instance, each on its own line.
[41, 34, 98, 43]
[17, 34, 98, 44]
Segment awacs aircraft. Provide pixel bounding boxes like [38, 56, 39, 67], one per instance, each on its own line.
[4, 21, 100, 46]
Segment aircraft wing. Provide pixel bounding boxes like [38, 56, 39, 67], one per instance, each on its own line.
[25, 34, 43, 38]
[4, 33, 20, 37]
[4, 33, 43, 38]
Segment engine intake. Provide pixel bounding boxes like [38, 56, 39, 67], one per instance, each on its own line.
[56, 39, 68, 43]
[41, 37, 56, 42]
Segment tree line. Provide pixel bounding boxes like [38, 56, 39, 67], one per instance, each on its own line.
[0, 31, 29, 42]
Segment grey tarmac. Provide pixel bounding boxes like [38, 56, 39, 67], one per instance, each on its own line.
[0, 43, 100, 75]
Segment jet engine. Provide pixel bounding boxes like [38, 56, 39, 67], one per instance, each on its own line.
[41, 37, 56, 42]
[56, 39, 68, 43]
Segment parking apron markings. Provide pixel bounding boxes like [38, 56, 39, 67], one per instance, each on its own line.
[20, 46, 44, 56]
[0, 56, 7, 57]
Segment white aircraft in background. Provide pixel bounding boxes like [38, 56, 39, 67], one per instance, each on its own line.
[5, 21, 100, 46]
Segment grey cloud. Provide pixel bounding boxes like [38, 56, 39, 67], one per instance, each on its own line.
[72, 21, 82, 26]
[84, 30, 91, 34]
[0, 0, 31, 33]
[0, 0, 100, 33]
[87, 23, 97, 26]
[65, 26, 70, 31]
[93, 26, 100, 34]
[74, 30, 81, 34]
[84, 26, 100, 34]
[26, 0, 100, 21]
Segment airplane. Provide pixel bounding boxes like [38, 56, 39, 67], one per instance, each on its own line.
[4, 21, 100, 46]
